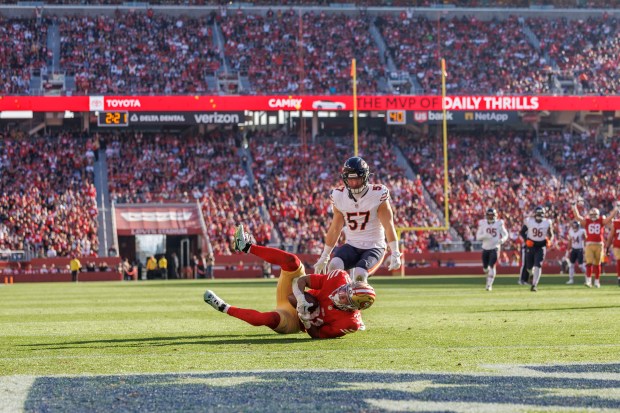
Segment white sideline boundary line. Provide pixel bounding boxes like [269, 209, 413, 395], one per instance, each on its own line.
[0, 376, 36, 413]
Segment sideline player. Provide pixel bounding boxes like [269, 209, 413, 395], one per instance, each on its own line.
[476, 208, 508, 291]
[571, 202, 618, 288]
[522, 206, 554, 292]
[204, 225, 376, 339]
[566, 221, 586, 285]
[605, 213, 620, 287]
[314, 156, 401, 282]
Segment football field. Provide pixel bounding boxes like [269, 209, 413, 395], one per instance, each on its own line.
[1, 275, 620, 412]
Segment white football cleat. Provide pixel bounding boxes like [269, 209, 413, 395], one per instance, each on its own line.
[204, 290, 230, 313]
[566, 279, 574, 285]
[233, 224, 253, 253]
[594, 279, 601, 288]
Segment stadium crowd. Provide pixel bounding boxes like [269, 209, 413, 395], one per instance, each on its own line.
[395, 130, 584, 253]
[0, 16, 48, 95]
[58, 11, 220, 94]
[526, 15, 619, 94]
[0, 133, 99, 258]
[2, 8, 618, 96]
[4, 1, 618, 7]
[220, 10, 381, 94]
[378, 14, 551, 94]
[104, 131, 271, 255]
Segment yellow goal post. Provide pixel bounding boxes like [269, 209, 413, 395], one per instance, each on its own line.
[395, 58, 451, 276]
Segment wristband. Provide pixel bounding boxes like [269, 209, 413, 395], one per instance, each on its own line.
[320, 245, 334, 257]
[292, 277, 307, 303]
[389, 240, 400, 254]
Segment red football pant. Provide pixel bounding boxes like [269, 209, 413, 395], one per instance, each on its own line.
[228, 307, 280, 329]
[249, 245, 300, 271]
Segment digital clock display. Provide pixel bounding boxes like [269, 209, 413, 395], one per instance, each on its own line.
[386, 110, 406, 125]
[97, 111, 129, 127]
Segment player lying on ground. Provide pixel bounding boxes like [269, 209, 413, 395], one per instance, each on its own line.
[203, 224, 376, 339]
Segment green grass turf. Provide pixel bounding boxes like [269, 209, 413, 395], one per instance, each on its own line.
[1, 274, 619, 376]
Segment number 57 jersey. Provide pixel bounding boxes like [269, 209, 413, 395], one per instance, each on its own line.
[330, 184, 389, 249]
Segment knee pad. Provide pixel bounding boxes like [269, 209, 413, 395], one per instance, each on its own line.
[328, 257, 345, 271]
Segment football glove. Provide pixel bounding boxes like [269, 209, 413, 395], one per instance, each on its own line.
[313, 255, 329, 274]
[387, 251, 402, 271]
[387, 240, 402, 271]
[296, 299, 313, 316]
[298, 312, 312, 330]
[314, 245, 333, 274]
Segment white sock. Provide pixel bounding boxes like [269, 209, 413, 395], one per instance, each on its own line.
[350, 267, 369, 283]
[569, 265, 574, 280]
[533, 267, 542, 286]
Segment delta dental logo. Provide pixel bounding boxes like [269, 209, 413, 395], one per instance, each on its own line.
[120, 212, 193, 222]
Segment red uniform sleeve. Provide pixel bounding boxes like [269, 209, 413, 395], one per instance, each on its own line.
[308, 273, 326, 290]
[318, 319, 360, 339]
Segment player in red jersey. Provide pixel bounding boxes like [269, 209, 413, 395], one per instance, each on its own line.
[606, 217, 620, 287]
[203, 225, 376, 339]
[571, 202, 618, 288]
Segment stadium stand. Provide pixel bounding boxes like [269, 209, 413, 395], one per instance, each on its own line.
[526, 15, 619, 94]
[0, 133, 99, 259]
[58, 12, 220, 94]
[396, 130, 581, 253]
[103, 131, 272, 255]
[220, 10, 382, 94]
[0, 16, 47, 95]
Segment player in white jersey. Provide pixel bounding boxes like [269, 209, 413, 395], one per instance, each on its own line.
[314, 156, 401, 282]
[522, 206, 554, 292]
[476, 208, 508, 291]
[566, 220, 586, 285]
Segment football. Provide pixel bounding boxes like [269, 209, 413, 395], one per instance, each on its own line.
[287, 292, 319, 312]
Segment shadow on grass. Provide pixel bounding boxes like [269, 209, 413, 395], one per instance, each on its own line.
[19, 334, 313, 350]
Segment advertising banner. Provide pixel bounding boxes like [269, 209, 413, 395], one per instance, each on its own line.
[114, 205, 203, 236]
[1, 95, 619, 112]
[409, 110, 520, 124]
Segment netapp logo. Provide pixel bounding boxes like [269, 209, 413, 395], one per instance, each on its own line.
[106, 99, 141, 108]
[194, 113, 240, 124]
[465, 112, 510, 122]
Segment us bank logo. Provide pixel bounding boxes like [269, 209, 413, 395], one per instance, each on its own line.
[7, 363, 620, 412]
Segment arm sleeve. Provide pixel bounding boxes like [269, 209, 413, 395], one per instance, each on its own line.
[500, 222, 509, 244]
[476, 223, 487, 241]
[519, 224, 528, 241]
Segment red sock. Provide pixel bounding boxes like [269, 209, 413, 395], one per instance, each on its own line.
[616, 260, 620, 277]
[249, 245, 300, 271]
[593, 265, 601, 280]
[586, 264, 592, 277]
[227, 307, 280, 329]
